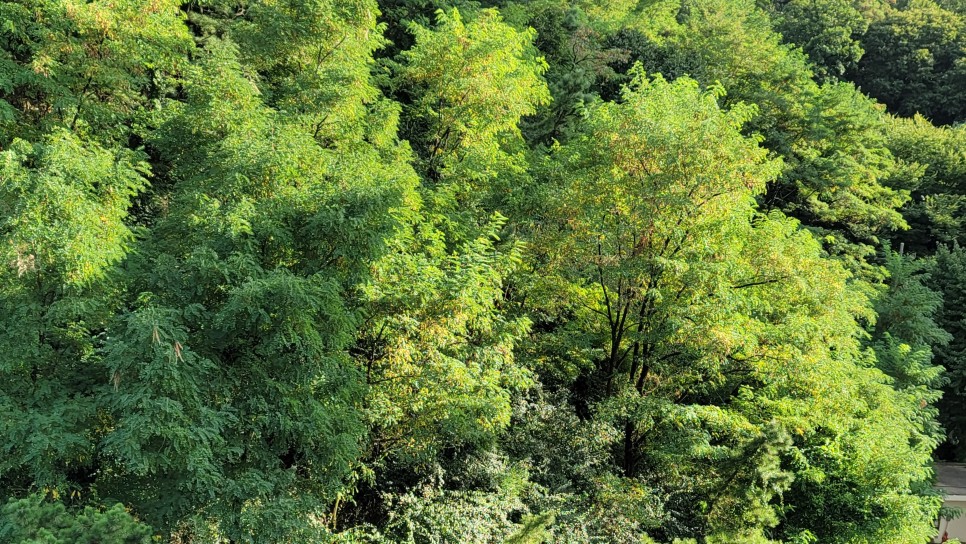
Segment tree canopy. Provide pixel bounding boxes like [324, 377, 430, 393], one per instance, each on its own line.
[2, 0, 966, 542]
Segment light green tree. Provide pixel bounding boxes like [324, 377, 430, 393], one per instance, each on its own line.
[398, 8, 550, 242]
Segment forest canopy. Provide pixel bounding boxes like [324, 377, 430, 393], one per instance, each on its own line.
[2, 0, 966, 542]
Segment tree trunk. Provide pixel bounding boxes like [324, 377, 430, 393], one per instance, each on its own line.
[623, 420, 637, 477]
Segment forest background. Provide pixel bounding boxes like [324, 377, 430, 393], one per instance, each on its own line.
[3, 0, 966, 542]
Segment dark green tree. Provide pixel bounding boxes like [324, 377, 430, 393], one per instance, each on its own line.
[852, 0, 966, 125]
[886, 115, 966, 252]
[0, 495, 153, 544]
[771, 0, 869, 82]
[931, 245, 966, 460]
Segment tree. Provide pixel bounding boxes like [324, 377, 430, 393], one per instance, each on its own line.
[870, 246, 948, 458]
[0, 0, 188, 507]
[2, 0, 416, 538]
[0, 495, 153, 544]
[0, 0, 191, 146]
[96, 34, 410, 538]
[0, 132, 148, 499]
[885, 115, 966, 252]
[618, 0, 910, 274]
[397, 7, 550, 242]
[524, 72, 786, 540]
[771, 0, 869, 82]
[931, 245, 966, 460]
[852, 0, 966, 125]
[356, 218, 532, 465]
[335, 7, 547, 528]
[500, 0, 629, 144]
[519, 70, 940, 542]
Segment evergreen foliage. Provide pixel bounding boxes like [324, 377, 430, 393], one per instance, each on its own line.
[0, 495, 153, 544]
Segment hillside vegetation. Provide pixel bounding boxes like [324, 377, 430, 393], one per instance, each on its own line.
[2, 0, 966, 542]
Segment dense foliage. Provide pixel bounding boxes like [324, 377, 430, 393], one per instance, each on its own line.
[1, 0, 965, 542]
